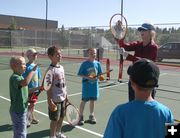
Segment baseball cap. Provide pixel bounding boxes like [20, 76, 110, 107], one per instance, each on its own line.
[26, 48, 38, 56]
[138, 23, 155, 31]
[127, 59, 159, 88]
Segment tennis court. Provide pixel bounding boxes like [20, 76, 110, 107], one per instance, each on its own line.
[0, 53, 180, 138]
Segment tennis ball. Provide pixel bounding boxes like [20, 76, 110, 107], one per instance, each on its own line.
[99, 75, 105, 81]
[52, 105, 57, 111]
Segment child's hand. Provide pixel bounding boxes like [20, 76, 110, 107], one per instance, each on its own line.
[88, 75, 97, 80]
[49, 103, 57, 111]
[39, 86, 44, 91]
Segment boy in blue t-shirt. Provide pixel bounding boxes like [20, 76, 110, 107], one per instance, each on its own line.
[23, 48, 42, 127]
[104, 59, 174, 138]
[78, 48, 104, 125]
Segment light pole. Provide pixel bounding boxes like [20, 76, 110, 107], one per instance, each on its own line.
[45, 0, 48, 53]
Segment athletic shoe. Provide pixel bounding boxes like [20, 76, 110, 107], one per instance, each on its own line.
[78, 115, 84, 125]
[31, 119, 39, 124]
[56, 133, 68, 138]
[89, 115, 96, 124]
[27, 122, 31, 128]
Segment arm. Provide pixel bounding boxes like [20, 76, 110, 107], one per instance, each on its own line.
[20, 65, 38, 87]
[78, 75, 97, 81]
[28, 86, 44, 94]
[119, 41, 158, 62]
[47, 89, 57, 111]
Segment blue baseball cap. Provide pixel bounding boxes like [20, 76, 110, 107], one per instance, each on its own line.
[138, 23, 155, 31]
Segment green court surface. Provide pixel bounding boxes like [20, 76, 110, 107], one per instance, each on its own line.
[0, 55, 180, 138]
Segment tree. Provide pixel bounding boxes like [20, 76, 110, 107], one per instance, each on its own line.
[58, 25, 68, 48]
[8, 17, 17, 30]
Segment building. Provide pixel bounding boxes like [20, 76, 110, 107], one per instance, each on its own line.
[0, 14, 59, 47]
[0, 14, 58, 30]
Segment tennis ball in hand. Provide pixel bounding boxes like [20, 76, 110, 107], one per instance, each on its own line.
[99, 75, 105, 81]
[89, 75, 96, 79]
[52, 105, 57, 111]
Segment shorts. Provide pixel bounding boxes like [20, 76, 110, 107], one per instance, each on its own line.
[48, 101, 65, 121]
[82, 97, 97, 102]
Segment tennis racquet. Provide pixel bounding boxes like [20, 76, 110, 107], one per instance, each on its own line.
[109, 1, 127, 82]
[27, 68, 53, 123]
[109, 13, 127, 40]
[42, 69, 53, 91]
[110, 13, 127, 82]
[92, 69, 113, 78]
[83, 69, 113, 82]
[175, 119, 180, 123]
[64, 98, 80, 126]
[29, 69, 53, 101]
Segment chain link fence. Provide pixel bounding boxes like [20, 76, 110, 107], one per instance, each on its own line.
[1, 24, 180, 60]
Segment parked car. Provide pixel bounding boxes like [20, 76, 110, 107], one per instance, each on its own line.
[156, 42, 180, 62]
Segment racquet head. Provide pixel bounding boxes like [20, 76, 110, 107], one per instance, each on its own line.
[109, 13, 127, 40]
[65, 103, 80, 126]
[43, 69, 53, 91]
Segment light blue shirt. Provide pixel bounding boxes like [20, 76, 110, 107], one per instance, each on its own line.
[78, 60, 102, 99]
[23, 63, 41, 91]
[104, 100, 174, 138]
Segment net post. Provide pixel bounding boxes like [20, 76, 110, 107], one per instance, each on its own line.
[22, 52, 25, 57]
[118, 60, 123, 82]
[106, 58, 110, 80]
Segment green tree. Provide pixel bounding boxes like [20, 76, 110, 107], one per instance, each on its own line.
[58, 25, 68, 48]
[8, 17, 17, 30]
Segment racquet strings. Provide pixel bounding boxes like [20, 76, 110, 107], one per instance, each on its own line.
[66, 104, 79, 126]
[110, 13, 127, 40]
[43, 70, 53, 91]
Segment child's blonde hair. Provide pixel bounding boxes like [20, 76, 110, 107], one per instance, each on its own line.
[10, 56, 24, 70]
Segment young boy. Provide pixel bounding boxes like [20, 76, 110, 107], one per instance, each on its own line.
[9, 56, 37, 138]
[23, 48, 42, 127]
[103, 58, 174, 138]
[77, 48, 104, 125]
[46, 46, 68, 138]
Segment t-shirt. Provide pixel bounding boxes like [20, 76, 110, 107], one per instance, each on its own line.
[78, 60, 103, 98]
[9, 73, 28, 112]
[23, 63, 41, 92]
[104, 100, 174, 138]
[48, 65, 67, 102]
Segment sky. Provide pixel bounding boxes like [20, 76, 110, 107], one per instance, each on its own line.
[0, 0, 180, 28]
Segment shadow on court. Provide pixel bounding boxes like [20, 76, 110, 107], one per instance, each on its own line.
[27, 125, 75, 138]
[0, 124, 12, 132]
[27, 129, 49, 138]
[62, 124, 75, 132]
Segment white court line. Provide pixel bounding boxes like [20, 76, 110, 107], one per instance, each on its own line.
[0, 71, 171, 137]
[0, 81, 128, 138]
[0, 95, 103, 137]
[160, 73, 168, 76]
[0, 95, 10, 101]
[34, 110, 104, 137]
[36, 81, 128, 104]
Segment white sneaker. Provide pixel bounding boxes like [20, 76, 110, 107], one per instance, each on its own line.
[89, 115, 96, 124]
[56, 133, 68, 138]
